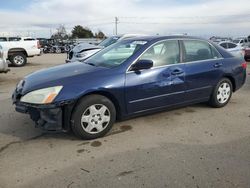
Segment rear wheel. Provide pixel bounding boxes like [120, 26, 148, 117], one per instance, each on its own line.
[209, 78, 233, 108]
[9, 53, 27, 67]
[71, 95, 116, 140]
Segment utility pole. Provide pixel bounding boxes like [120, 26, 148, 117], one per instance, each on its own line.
[115, 17, 118, 35]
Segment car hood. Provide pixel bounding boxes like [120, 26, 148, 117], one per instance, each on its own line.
[21, 61, 106, 94]
[73, 43, 102, 53]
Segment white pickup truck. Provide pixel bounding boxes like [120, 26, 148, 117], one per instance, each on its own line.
[0, 37, 41, 67]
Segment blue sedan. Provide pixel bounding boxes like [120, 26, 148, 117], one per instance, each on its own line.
[12, 36, 247, 139]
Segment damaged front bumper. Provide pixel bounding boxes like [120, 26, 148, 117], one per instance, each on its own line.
[13, 94, 75, 132]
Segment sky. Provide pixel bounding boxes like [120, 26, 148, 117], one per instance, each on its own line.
[0, 0, 250, 38]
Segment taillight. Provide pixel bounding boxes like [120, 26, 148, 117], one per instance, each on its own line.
[37, 41, 41, 49]
[242, 49, 246, 56]
[242, 61, 247, 69]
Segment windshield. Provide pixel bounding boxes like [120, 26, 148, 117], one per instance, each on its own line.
[84, 40, 148, 68]
[98, 36, 120, 47]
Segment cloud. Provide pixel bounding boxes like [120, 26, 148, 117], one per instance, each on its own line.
[0, 0, 250, 38]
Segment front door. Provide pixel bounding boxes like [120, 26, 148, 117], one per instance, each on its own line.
[125, 40, 186, 114]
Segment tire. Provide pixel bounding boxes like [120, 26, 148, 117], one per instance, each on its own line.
[71, 95, 116, 140]
[9, 53, 27, 67]
[209, 78, 233, 108]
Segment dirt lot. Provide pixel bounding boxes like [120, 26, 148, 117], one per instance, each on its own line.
[0, 54, 250, 188]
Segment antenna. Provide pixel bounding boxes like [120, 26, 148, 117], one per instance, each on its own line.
[115, 17, 119, 35]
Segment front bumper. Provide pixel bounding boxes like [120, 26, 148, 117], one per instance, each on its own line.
[0, 59, 10, 73]
[13, 92, 75, 132]
[65, 59, 73, 63]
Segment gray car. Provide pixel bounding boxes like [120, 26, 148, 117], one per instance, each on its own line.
[0, 45, 9, 73]
[66, 34, 147, 63]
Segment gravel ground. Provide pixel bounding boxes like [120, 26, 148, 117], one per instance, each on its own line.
[0, 54, 250, 188]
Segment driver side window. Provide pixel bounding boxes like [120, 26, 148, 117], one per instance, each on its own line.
[139, 40, 180, 67]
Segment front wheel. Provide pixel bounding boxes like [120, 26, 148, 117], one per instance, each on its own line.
[209, 78, 233, 108]
[71, 95, 116, 140]
[9, 53, 27, 67]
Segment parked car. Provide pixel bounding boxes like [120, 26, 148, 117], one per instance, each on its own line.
[66, 43, 102, 63]
[66, 34, 147, 63]
[210, 36, 232, 43]
[12, 36, 247, 139]
[0, 37, 41, 67]
[233, 37, 250, 48]
[218, 41, 245, 58]
[0, 44, 9, 73]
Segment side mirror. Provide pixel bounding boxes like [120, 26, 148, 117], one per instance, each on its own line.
[130, 59, 153, 71]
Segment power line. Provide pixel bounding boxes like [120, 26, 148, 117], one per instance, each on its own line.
[119, 13, 250, 20]
[119, 19, 250, 25]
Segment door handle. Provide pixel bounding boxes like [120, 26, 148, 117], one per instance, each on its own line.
[171, 69, 184, 75]
[213, 63, 223, 68]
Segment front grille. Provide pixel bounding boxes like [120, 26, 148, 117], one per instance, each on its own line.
[69, 51, 73, 60]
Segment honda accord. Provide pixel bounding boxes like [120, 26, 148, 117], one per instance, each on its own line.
[12, 36, 247, 139]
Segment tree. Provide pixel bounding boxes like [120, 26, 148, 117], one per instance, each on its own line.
[51, 24, 69, 40]
[95, 30, 106, 39]
[71, 25, 94, 38]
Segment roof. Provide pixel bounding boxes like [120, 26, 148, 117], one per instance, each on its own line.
[121, 35, 205, 42]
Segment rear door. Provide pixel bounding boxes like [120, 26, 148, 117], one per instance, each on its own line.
[181, 39, 224, 102]
[125, 40, 186, 114]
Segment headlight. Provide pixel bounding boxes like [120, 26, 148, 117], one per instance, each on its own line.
[17, 80, 24, 89]
[75, 52, 87, 58]
[20, 86, 63, 104]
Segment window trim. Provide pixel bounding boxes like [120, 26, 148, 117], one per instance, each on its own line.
[127, 39, 181, 72]
[136, 39, 181, 68]
[180, 39, 222, 64]
[126, 38, 223, 73]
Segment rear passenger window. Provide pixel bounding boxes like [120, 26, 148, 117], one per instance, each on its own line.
[140, 40, 180, 67]
[183, 40, 221, 62]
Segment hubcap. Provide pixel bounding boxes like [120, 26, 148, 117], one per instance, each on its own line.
[14, 55, 24, 65]
[81, 104, 110, 134]
[217, 82, 231, 104]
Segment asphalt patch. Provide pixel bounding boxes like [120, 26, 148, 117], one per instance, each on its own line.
[117, 170, 134, 177]
[185, 108, 196, 113]
[91, 141, 102, 147]
[108, 125, 132, 136]
[77, 149, 86, 153]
